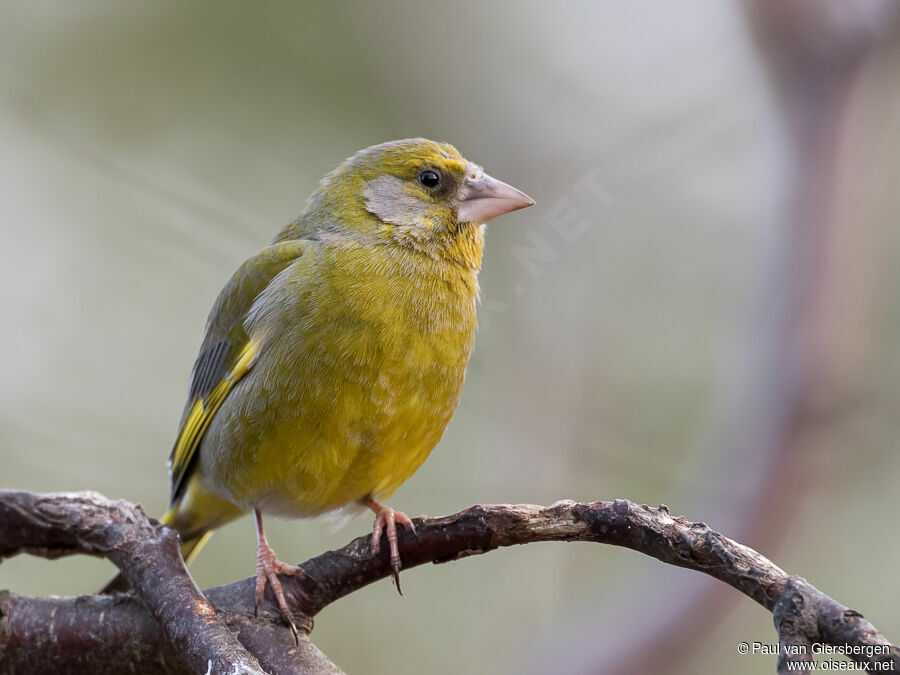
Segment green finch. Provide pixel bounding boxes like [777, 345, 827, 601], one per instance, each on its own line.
[103, 139, 534, 632]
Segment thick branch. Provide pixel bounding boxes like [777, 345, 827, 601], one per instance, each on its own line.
[0, 591, 338, 675]
[0, 490, 267, 675]
[1, 492, 897, 675]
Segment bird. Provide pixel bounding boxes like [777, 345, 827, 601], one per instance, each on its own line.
[101, 138, 534, 634]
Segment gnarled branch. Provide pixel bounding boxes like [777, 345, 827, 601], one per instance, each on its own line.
[0, 490, 270, 675]
[1, 490, 896, 675]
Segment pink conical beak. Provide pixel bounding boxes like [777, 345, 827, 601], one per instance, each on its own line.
[455, 170, 535, 225]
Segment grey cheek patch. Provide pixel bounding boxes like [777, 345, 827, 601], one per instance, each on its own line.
[362, 175, 429, 228]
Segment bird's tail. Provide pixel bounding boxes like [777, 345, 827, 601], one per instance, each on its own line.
[178, 526, 217, 566]
[99, 483, 244, 593]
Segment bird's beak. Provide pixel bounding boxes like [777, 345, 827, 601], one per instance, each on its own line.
[455, 169, 535, 225]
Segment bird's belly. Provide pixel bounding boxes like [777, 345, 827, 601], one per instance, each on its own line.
[201, 325, 471, 517]
[255, 399, 454, 517]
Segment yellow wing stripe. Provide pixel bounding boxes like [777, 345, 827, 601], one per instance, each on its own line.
[169, 339, 260, 500]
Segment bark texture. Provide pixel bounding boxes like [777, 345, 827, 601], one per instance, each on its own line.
[1, 491, 896, 674]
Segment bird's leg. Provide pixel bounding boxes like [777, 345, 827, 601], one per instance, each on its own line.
[361, 495, 416, 594]
[254, 509, 308, 643]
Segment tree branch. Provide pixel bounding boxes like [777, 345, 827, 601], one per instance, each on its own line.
[1, 491, 896, 674]
[0, 491, 268, 675]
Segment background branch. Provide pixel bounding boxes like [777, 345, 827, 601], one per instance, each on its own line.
[1, 491, 896, 675]
[602, 4, 900, 672]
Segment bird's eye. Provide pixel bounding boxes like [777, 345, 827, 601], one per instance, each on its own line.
[418, 170, 441, 189]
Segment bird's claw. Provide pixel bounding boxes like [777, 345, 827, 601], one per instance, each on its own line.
[255, 543, 307, 644]
[368, 503, 415, 596]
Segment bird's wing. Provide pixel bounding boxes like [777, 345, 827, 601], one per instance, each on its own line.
[168, 239, 308, 504]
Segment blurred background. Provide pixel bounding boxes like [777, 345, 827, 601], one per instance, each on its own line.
[2, 2, 899, 673]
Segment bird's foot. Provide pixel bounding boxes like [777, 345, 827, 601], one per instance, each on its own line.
[254, 527, 309, 643]
[362, 496, 416, 594]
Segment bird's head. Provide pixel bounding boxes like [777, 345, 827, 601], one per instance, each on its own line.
[294, 139, 534, 265]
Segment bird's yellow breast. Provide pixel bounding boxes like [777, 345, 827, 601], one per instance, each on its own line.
[200, 237, 480, 517]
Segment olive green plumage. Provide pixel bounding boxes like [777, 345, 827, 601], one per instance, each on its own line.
[104, 139, 533, 592]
